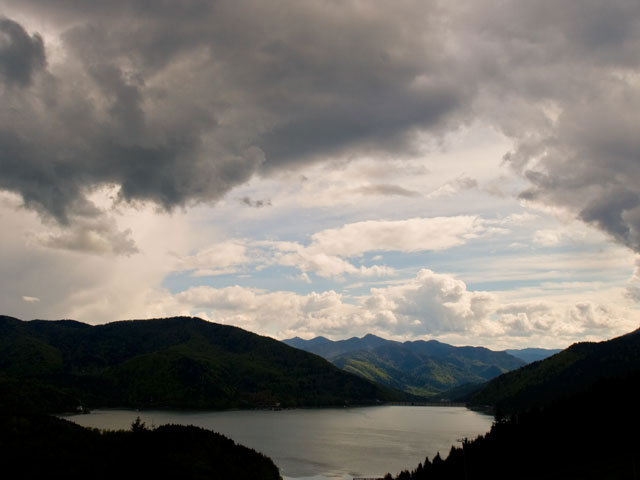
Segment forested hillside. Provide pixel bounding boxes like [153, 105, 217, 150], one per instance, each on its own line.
[286, 335, 524, 397]
[0, 315, 402, 411]
[469, 327, 640, 413]
[0, 413, 281, 480]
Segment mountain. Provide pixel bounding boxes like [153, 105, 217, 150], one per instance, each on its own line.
[470, 326, 640, 413]
[284, 335, 525, 398]
[284, 333, 395, 359]
[386, 368, 640, 480]
[504, 348, 561, 363]
[284, 335, 332, 350]
[0, 315, 402, 412]
[0, 412, 281, 480]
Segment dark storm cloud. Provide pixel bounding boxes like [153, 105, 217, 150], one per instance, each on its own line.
[1, 0, 640, 254]
[473, 0, 640, 252]
[0, 16, 45, 87]
[0, 0, 465, 224]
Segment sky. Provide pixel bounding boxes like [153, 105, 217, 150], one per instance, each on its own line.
[1, 0, 639, 349]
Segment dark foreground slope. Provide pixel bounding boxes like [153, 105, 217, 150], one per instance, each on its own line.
[386, 370, 640, 480]
[469, 326, 640, 413]
[0, 315, 401, 411]
[0, 413, 280, 480]
[286, 335, 524, 397]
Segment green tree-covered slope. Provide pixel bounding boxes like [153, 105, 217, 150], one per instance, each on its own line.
[285, 335, 524, 398]
[0, 315, 402, 411]
[469, 326, 640, 413]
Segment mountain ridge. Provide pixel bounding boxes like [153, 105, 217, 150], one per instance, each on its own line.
[469, 325, 640, 412]
[0, 315, 404, 412]
[283, 334, 529, 397]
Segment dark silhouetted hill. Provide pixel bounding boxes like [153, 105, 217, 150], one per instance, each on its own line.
[0, 412, 280, 480]
[469, 326, 640, 413]
[386, 369, 640, 480]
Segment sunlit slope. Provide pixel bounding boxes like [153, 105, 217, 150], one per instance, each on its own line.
[285, 335, 524, 398]
[0, 315, 403, 411]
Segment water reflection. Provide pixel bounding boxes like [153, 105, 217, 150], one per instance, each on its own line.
[65, 406, 492, 479]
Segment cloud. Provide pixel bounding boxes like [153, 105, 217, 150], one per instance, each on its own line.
[173, 215, 483, 280]
[22, 295, 40, 303]
[35, 214, 138, 256]
[262, 242, 396, 280]
[0, 16, 45, 87]
[176, 241, 249, 277]
[366, 269, 497, 334]
[427, 175, 478, 199]
[165, 268, 639, 346]
[245, 216, 481, 279]
[308, 216, 482, 257]
[533, 230, 562, 247]
[353, 184, 420, 197]
[240, 196, 272, 208]
[1, 0, 638, 257]
[0, 2, 468, 225]
[459, 0, 640, 252]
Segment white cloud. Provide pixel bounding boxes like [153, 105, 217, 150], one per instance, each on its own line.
[427, 175, 478, 199]
[22, 295, 40, 303]
[275, 248, 395, 280]
[176, 241, 249, 276]
[308, 216, 483, 257]
[533, 229, 562, 247]
[160, 268, 640, 348]
[177, 216, 481, 281]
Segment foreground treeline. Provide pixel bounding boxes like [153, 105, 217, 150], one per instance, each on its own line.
[387, 368, 640, 478]
[0, 413, 281, 480]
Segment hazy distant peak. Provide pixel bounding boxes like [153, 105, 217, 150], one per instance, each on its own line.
[362, 333, 384, 340]
[505, 348, 562, 364]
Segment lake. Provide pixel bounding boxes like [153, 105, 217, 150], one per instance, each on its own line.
[64, 406, 493, 480]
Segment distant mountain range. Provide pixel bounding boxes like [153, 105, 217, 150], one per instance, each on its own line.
[0, 315, 403, 412]
[505, 347, 562, 363]
[284, 334, 557, 398]
[469, 326, 640, 413]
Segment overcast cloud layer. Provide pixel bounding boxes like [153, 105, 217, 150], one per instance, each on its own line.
[1, 0, 640, 347]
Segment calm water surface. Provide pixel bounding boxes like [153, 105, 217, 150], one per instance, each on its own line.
[64, 406, 492, 479]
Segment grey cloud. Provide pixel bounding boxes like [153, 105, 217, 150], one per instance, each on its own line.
[354, 184, 420, 197]
[454, 176, 478, 191]
[0, 16, 45, 87]
[38, 215, 139, 256]
[0, 1, 469, 224]
[241, 196, 271, 208]
[514, 88, 640, 251]
[0, 0, 639, 257]
[625, 285, 640, 303]
[458, 0, 640, 252]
